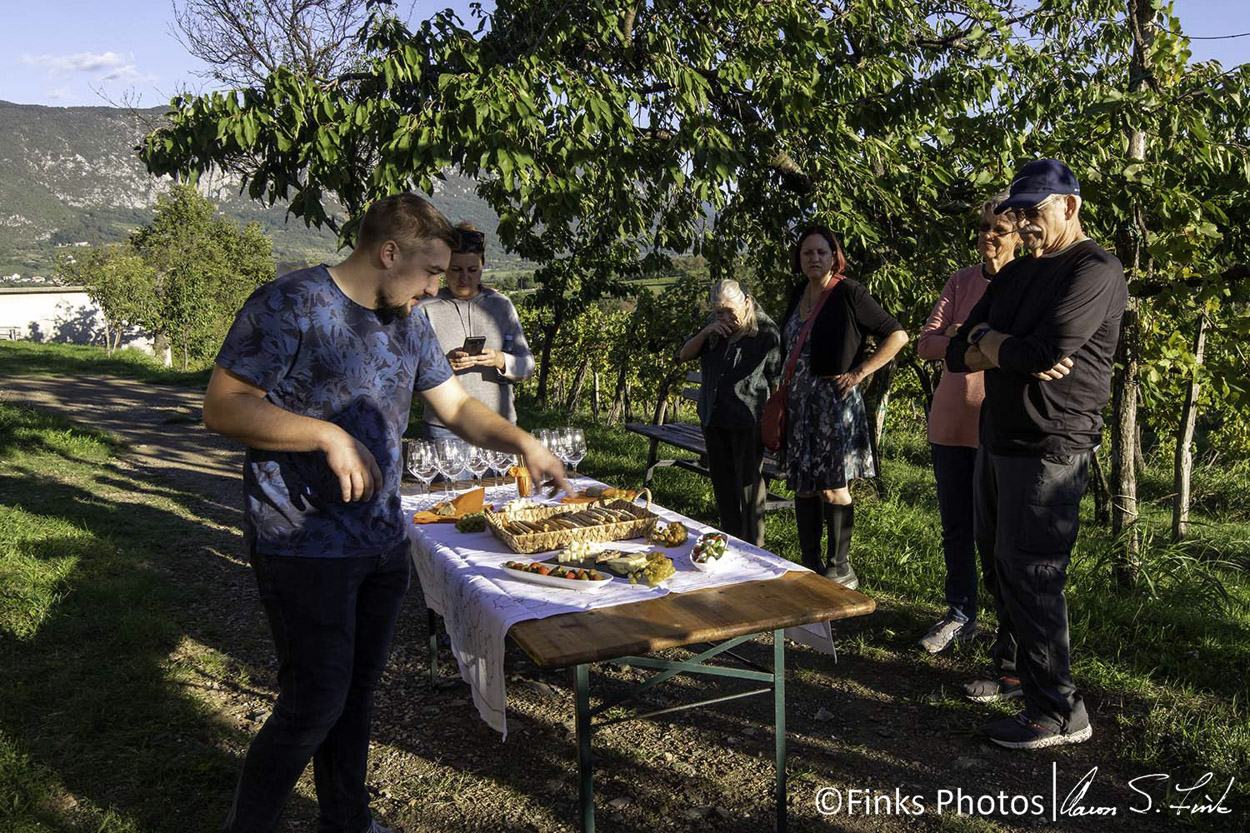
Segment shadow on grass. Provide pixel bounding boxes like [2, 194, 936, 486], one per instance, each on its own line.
[0, 441, 319, 830]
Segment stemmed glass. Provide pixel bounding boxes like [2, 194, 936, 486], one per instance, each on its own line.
[435, 438, 469, 493]
[491, 449, 516, 479]
[466, 444, 492, 485]
[406, 440, 439, 494]
[566, 428, 586, 473]
[550, 429, 574, 469]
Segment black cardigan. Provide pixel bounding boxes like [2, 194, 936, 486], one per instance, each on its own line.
[781, 278, 903, 377]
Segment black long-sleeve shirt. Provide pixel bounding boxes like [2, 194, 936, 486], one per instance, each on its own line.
[946, 239, 1128, 456]
[781, 279, 903, 377]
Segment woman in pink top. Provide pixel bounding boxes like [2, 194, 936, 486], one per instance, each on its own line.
[915, 194, 1018, 654]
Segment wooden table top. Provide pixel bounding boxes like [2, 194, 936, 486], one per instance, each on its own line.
[509, 571, 875, 669]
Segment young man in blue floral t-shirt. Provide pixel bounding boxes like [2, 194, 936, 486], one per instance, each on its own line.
[203, 193, 569, 833]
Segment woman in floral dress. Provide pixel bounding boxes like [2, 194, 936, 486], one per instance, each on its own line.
[778, 227, 908, 588]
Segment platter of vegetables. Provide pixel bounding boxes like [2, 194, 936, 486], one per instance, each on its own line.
[501, 560, 615, 592]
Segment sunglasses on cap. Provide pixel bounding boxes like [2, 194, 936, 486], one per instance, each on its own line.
[455, 229, 485, 251]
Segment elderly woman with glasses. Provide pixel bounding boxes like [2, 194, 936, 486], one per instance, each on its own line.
[914, 192, 1018, 655]
[678, 280, 782, 546]
[418, 223, 535, 439]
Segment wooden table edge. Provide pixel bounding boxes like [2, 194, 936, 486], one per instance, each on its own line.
[509, 571, 875, 669]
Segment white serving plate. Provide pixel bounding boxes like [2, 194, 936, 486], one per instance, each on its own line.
[689, 550, 735, 573]
[500, 564, 616, 592]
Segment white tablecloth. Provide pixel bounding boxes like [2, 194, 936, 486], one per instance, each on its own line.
[404, 477, 836, 738]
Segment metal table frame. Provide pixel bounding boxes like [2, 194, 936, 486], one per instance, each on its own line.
[427, 610, 790, 833]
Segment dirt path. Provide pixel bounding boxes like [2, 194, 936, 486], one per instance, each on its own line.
[2, 376, 1221, 833]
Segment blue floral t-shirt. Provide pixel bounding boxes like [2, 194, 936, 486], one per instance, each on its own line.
[216, 266, 453, 558]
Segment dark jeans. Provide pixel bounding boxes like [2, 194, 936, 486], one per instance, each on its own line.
[975, 448, 1090, 729]
[703, 424, 767, 547]
[224, 543, 411, 833]
[931, 443, 979, 623]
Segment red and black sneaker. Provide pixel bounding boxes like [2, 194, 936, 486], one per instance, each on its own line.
[985, 711, 1092, 750]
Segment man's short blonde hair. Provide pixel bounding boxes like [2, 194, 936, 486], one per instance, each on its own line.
[357, 193, 457, 255]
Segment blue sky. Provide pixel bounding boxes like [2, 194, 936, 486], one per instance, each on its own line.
[2, 1, 1247, 108]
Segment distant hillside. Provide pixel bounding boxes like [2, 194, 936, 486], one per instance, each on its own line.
[0, 100, 521, 280]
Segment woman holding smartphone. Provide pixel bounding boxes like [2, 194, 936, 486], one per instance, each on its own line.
[419, 223, 535, 439]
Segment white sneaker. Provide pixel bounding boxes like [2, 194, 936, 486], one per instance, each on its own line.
[919, 614, 978, 654]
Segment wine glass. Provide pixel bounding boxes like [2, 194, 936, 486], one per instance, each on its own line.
[466, 444, 492, 485]
[566, 428, 587, 473]
[490, 448, 515, 479]
[406, 440, 439, 494]
[435, 438, 469, 493]
[551, 428, 574, 468]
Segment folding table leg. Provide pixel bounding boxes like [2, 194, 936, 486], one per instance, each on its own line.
[574, 663, 595, 833]
[774, 629, 787, 833]
[427, 608, 439, 688]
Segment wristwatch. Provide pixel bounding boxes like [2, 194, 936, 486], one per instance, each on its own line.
[969, 326, 991, 345]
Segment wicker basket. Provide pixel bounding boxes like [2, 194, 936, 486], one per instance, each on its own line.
[484, 490, 658, 554]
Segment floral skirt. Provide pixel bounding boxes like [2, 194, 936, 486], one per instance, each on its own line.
[777, 359, 875, 493]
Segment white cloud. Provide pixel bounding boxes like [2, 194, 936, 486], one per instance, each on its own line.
[47, 87, 71, 100]
[101, 65, 159, 84]
[21, 51, 129, 74]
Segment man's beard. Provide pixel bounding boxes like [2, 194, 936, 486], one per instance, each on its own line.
[374, 288, 411, 325]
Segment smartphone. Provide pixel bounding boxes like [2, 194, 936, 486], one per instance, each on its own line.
[462, 335, 487, 355]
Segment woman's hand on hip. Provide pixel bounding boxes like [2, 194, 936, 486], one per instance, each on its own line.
[829, 368, 865, 396]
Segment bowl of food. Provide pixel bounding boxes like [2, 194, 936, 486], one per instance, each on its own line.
[689, 532, 730, 573]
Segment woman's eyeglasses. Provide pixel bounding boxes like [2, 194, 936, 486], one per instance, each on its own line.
[978, 223, 1017, 238]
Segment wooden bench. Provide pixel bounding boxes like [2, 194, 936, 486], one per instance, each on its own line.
[626, 370, 793, 511]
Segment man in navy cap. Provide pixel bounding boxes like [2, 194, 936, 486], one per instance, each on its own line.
[947, 159, 1128, 749]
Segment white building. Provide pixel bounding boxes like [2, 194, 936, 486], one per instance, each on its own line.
[0, 286, 155, 353]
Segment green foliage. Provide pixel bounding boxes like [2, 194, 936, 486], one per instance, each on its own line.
[130, 185, 274, 369]
[139, 1, 1250, 451]
[55, 245, 156, 354]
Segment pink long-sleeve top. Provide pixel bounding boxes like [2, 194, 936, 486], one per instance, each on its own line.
[916, 265, 991, 448]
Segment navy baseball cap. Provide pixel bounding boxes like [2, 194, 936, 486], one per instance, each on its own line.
[995, 159, 1080, 213]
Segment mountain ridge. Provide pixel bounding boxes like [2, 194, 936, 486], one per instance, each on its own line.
[0, 99, 515, 281]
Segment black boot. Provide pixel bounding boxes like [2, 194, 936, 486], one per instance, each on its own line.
[823, 502, 859, 589]
[794, 495, 825, 573]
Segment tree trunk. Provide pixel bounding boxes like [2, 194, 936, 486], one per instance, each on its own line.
[1172, 313, 1207, 542]
[536, 302, 566, 405]
[1090, 451, 1111, 527]
[1111, 297, 1142, 585]
[651, 369, 682, 426]
[624, 381, 634, 422]
[592, 370, 601, 418]
[609, 360, 629, 422]
[861, 360, 896, 463]
[565, 355, 591, 414]
[1110, 0, 1156, 585]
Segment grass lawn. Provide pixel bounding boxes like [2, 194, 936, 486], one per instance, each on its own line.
[0, 340, 212, 388]
[0, 401, 245, 831]
[2, 340, 1248, 828]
